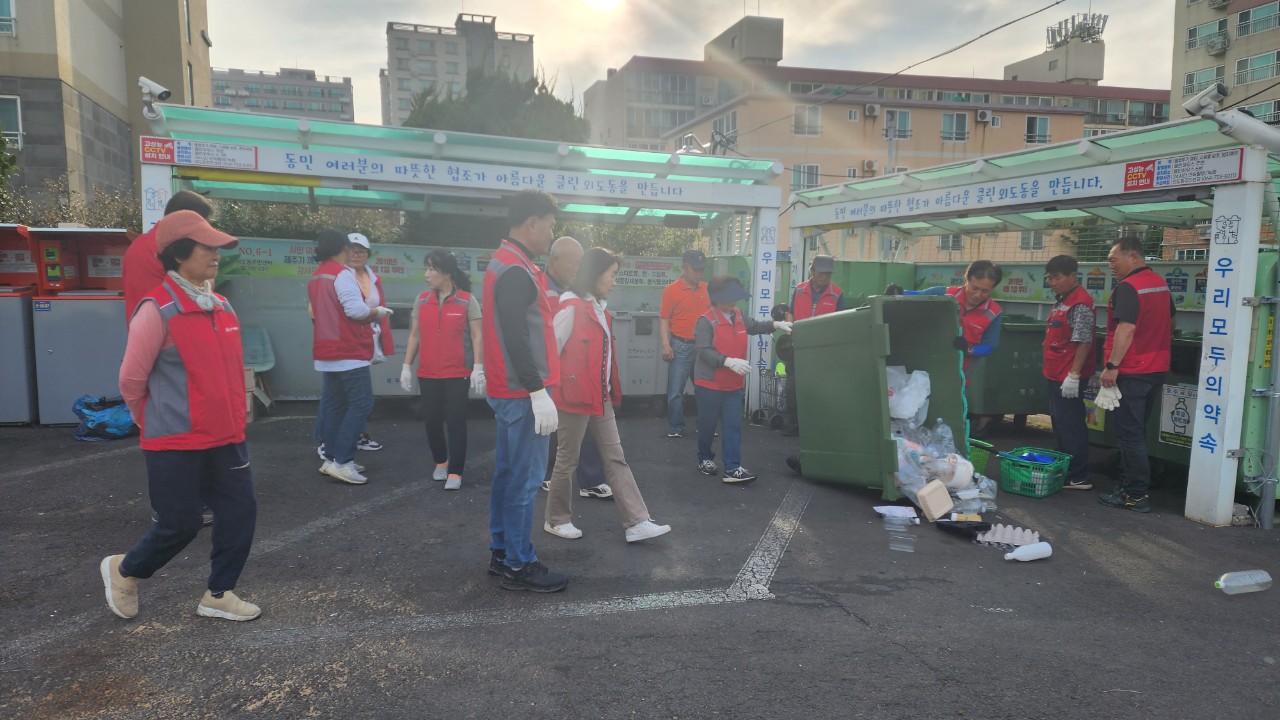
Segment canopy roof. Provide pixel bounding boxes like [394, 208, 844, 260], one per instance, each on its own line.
[146, 104, 783, 227]
[790, 117, 1280, 236]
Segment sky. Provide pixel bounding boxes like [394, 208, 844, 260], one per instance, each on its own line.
[206, 0, 1176, 126]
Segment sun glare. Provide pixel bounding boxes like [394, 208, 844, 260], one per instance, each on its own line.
[582, 0, 621, 10]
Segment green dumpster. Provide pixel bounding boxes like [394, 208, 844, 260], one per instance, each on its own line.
[963, 318, 1052, 420]
[792, 295, 969, 499]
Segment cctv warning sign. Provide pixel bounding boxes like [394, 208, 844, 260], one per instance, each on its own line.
[1123, 148, 1243, 192]
[140, 136, 258, 171]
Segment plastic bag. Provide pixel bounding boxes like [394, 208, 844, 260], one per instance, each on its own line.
[893, 438, 928, 503]
[886, 366, 931, 427]
[975, 473, 999, 512]
[72, 395, 139, 442]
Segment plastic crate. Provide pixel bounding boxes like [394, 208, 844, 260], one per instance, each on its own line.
[998, 446, 1071, 498]
[967, 439, 993, 476]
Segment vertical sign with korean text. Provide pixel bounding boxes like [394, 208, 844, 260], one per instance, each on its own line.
[748, 207, 780, 414]
[1184, 166, 1265, 525]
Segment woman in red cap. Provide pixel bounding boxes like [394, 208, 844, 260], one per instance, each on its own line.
[102, 210, 262, 623]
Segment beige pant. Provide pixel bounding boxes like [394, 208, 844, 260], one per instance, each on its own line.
[546, 403, 650, 528]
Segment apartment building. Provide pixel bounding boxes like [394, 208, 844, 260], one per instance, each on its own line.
[380, 14, 534, 126]
[0, 0, 211, 195]
[212, 67, 353, 122]
[1174, 0, 1280, 124]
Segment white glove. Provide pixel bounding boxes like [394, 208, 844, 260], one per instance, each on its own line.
[724, 357, 751, 376]
[1060, 373, 1080, 399]
[373, 306, 393, 319]
[773, 320, 793, 335]
[399, 364, 414, 393]
[470, 365, 486, 395]
[529, 388, 558, 436]
[1094, 385, 1123, 412]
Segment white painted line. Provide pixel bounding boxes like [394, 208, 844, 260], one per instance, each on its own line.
[11, 446, 138, 479]
[730, 482, 814, 599]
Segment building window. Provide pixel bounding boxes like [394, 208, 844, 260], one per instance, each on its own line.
[308, 87, 324, 97]
[626, 72, 696, 105]
[326, 89, 346, 99]
[1236, 51, 1280, 86]
[1238, 2, 1279, 37]
[285, 100, 303, 110]
[419, 80, 436, 94]
[397, 78, 411, 91]
[884, 109, 911, 139]
[791, 164, 820, 190]
[307, 102, 323, 111]
[846, 167, 859, 179]
[712, 110, 737, 136]
[941, 112, 968, 141]
[847, 108, 859, 122]
[282, 85, 303, 96]
[263, 99, 277, 109]
[0, 95, 22, 149]
[245, 98, 259, 108]
[937, 234, 964, 252]
[213, 80, 230, 91]
[395, 37, 409, 51]
[1084, 128, 1116, 138]
[397, 58, 410, 71]
[451, 81, 462, 94]
[418, 39, 435, 54]
[1176, 248, 1208, 260]
[244, 83, 259, 94]
[1019, 231, 1045, 251]
[418, 60, 437, 75]
[1025, 116, 1050, 144]
[328, 103, 343, 112]
[445, 41, 458, 54]
[1242, 99, 1280, 123]
[0, 0, 15, 35]
[790, 82, 823, 95]
[261, 84, 276, 94]
[187, 62, 194, 105]
[445, 61, 460, 75]
[398, 98, 411, 110]
[1048, 59, 1059, 71]
[214, 96, 231, 106]
[792, 105, 821, 135]
[1183, 65, 1226, 95]
[1185, 18, 1228, 49]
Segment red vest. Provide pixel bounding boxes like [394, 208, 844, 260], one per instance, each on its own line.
[948, 286, 1002, 374]
[481, 239, 560, 398]
[694, 307, 749, 392]
[415, 288, 474, 379]
[792, 280, 842, 321]
[369, 272, 395, 358]
[137, 277, 246, 451]
[1043, 284, 1097, 383]
[1104, 267, 1172, 375]
[309, 259, 376, 362]
[551, 297, 622, 414]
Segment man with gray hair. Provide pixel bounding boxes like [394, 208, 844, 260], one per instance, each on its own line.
[542, 236, 612, 499]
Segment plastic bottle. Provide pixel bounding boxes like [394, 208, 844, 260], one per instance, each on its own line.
[1214, 570, 1273, 595]
[934, 419, 955, 455]
[1004, 542, 1053, 562]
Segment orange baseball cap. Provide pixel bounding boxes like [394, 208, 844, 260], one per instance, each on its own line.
[154, 210, 238, 251]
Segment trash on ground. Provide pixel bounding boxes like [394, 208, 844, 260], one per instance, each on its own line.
[1004, 542, 1053, 562]
[874, 506, 920, 523]
[976, 523, 1041, 548]
[1215, 570, 1273, 595]
[886, 365, 931, 428]
[916, 479, 954, 522]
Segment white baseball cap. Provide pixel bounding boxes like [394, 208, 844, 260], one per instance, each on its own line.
[347, 232, 370, 249]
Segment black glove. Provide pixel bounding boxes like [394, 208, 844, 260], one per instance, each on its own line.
[883, 283, 904, 296]
[770, 303, 790, 322]
[952, 337, 969, 352]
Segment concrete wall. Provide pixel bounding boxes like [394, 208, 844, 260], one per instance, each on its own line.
[0, 77, 68, 190]
[73, 88, 133, 192]
[1003, 39, 1105, 85]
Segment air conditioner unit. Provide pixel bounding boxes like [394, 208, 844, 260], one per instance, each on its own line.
[701, 95, 714, 106]
[975, 109, 993, 123]
[864, 103, 880, 117]
[1116, 113, 1128, 122]
[863, 159, 879, 172]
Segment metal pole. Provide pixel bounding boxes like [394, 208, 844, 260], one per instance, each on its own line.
[1259, 264, 1280, 530]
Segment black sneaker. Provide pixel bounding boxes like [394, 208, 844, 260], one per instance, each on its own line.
[723, 467, 757, 484]
[356, 433, 383, 451]
[500, 561, 569, 593]
[1099, 492, 1150, 513]
[697, 460, 719, 475]
[1063, 477, 1093, 491]
[488, 549, 506, 576]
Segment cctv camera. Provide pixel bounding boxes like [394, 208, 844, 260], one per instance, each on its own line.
[1182, 82, 1228, 117]
[138, 76, 172, 102]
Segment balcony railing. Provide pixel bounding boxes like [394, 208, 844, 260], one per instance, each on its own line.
[1184, 77, 1223, 95]
[1236, 61, 1280, 86]
[1208, 0, 1232, 8]
[1238, 14, 1278, 37]
[1186, 29, 1227, 50]
[1025, 133, 1051, 144]
[940, 130, 969, 141]
[1127, 114, 1169, 126]
[884, 128, 912, 139]
[1086, 113, 1128, 124]
[0, 16, 13, 34]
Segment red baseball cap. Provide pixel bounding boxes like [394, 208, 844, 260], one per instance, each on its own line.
[154, 210, 238, 251]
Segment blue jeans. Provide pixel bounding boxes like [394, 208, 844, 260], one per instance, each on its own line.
[695, 385, 744, 471]
[1114, 375, 1161, 497]
[318, 366, 374, 465]
[488, 396, 550, 570]
[121, 442, 257, 593]
[1047, 379, 1089, 480]
[666, 337, 696, 434]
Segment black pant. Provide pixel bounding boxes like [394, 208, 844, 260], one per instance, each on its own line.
[121, 442, 257, 593]
[420, 377, 470, 476]
[1114, 374, 1161, 497]
[1047, 379, 1089, 480]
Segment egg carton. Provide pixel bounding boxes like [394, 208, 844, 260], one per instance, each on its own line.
[975, 523, 1040, 549]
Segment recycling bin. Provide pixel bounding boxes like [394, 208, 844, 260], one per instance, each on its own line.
[0, 224, 38, 423]
[963, 318, 1052, 421]
[792, 295, 969, 499]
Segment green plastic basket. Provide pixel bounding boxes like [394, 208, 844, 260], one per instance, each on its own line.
[998, 446, 1071, 498]
[967, 439, 994, 476]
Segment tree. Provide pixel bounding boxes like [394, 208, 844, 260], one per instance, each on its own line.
[1067, 224, 1164, 262]
[559, 220, 699, 257]
[404, 67, 589, 142]
[0, 123, 18, 220]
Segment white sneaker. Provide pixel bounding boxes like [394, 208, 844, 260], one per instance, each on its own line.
[625, 520, 672, 543]
[543, 521, 583, 539]
[433, 463, 448, 481]
[540, 479, 550, 492]
[316, 444, 325, 460]
[319, 459, 363, 474]
[444, 474, 462, 490]
[323, 461, 367, 485]
[197, 590, 261, 621]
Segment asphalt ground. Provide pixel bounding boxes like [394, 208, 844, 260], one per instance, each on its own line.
[2, 400, 1278, 719]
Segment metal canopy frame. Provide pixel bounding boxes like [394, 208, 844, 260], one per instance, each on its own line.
[790, 118, 1280, 238]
